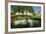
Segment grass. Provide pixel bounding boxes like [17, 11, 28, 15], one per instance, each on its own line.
[11, 15, 41, 20]
[31, 15, 41, 18]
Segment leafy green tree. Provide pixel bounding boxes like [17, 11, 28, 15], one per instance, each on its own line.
[11, 6, 19, 15]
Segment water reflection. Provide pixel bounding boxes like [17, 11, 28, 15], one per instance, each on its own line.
[11, 19, 41, 28]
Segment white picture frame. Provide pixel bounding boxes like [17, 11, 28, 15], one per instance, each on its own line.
[8, 2, 45, 32]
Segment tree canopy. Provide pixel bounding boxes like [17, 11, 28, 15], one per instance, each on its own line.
[11, 5, 35, 15]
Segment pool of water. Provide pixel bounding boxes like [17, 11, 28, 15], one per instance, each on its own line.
[13, 19, 41, 26]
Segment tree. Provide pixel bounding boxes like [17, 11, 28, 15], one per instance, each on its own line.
[11, 6, 19, 15]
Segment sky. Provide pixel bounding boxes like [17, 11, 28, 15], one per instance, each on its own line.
[33, 6, 41, 14]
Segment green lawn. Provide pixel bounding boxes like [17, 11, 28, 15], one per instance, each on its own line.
[31, 15, 41, 18]
[11, 15, 41, 20]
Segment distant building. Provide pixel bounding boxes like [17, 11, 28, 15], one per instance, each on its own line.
[27, 11, 33, 16]
[16, 10, 33, 16]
